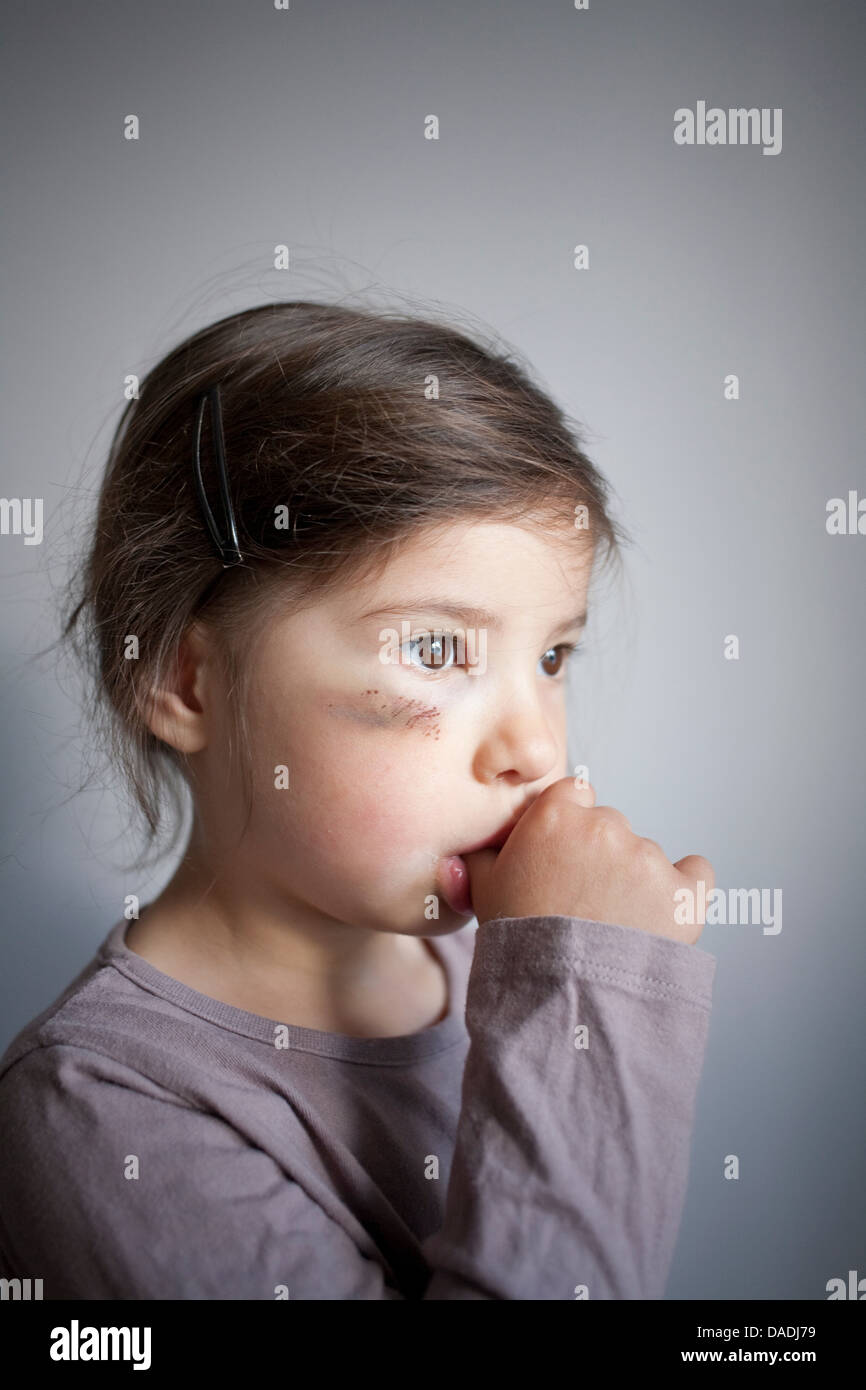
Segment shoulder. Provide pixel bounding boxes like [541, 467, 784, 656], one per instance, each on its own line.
[0, 924, 226, 1120]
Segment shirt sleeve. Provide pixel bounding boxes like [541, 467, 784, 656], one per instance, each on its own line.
[421, 915, 717, 1299]
[0, 915, 715, 1300]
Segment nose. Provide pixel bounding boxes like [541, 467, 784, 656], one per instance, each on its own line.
[472, 692, 563, 786]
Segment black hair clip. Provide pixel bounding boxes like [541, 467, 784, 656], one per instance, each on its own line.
[192, 384, 244, 566]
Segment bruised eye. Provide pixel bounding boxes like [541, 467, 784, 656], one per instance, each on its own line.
[539, 643, 581, 678]
[403, 630, 456, 671]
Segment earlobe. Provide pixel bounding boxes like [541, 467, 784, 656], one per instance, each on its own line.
[141, 628, 210, 754]
[145, 686, 209, 754]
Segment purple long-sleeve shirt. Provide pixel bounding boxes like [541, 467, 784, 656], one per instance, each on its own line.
[0, 914, 716, 1299]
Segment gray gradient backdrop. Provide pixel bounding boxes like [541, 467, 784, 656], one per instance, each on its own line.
[2, 0, 864, 1300]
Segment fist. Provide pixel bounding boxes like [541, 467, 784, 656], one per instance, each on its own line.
[463, 777, 714, 946]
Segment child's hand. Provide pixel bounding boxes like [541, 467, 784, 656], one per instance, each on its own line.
[463, 777, 714, 946]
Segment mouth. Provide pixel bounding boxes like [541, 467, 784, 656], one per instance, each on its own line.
[438, 802, 535, 916]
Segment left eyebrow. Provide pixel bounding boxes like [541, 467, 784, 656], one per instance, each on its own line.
[357, 599, 588, 639]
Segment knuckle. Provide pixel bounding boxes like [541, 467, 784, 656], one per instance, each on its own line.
[596, 805, 629, 834]
[634, 836, 666, 871]
[546, 778, 581, 813]
[697, 857, 716, 892]
[688, 854, 715, 887]
[587, 807, 627, 850]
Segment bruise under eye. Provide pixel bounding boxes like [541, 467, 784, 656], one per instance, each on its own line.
[326, 689, 441, 739]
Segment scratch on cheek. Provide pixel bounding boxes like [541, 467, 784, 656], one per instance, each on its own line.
[327, 689, 442, 739]
[326, 702, 389, 729]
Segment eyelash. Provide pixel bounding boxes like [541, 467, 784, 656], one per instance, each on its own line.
[400, 632, 582, 679]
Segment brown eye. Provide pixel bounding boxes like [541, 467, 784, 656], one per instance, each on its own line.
[406, 630, 455, 671]
[539, 643, 578, 678]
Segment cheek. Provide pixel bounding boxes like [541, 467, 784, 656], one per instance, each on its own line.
[325, 688, 442, 739]
[247, 681, 451, 874]
[291, 765, 441, 890]
[269, 705, 440, 845]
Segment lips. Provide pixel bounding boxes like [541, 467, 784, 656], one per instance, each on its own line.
[439, 855, 474, 916]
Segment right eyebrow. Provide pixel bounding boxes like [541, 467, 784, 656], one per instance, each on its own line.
[357, 599, 589, 639]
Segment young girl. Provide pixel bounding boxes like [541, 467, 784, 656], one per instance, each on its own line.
[0, 300, 716, 1300]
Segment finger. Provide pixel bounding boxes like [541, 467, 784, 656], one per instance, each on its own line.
[461, 846, 499, 911]
[673, 854, 715, 894]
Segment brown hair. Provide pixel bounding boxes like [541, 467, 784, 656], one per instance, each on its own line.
[61, 299, 627, 866]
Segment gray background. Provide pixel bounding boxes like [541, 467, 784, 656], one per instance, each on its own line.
[1, 0, 864, 1300]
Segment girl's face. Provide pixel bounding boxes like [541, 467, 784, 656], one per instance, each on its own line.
[196, 518, 593, 937]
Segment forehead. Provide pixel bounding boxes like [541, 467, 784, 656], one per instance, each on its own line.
[340, 518, 593, 624]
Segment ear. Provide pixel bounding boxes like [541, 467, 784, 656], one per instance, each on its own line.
[143, 623, 213, 754]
